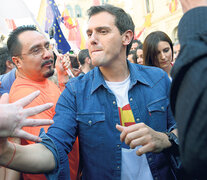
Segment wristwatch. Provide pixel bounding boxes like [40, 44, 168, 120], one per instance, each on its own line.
[165, 131, 179, 147]
[164, 131, 180, 161]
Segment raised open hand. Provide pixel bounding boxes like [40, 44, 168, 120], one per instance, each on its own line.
[0, 91, 54, 142]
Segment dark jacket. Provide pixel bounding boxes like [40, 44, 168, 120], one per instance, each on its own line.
[170, 7, 207, 180]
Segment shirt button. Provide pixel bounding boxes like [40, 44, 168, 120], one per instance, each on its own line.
[117, 144, 120, 148]
[148, 157, 152, 162]
[88, 120, 92, 126]
[113, 101, 116, 105]
[117, 166, 120, 169]
[161, 106, 164, 110]
[129, 98, 133, 101]
[136, 118, 140, 122]
[154, 177, 158, 180]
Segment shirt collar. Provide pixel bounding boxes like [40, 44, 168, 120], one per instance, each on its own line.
[91, 61, 152, 94]
[91, 67, 105, 94]
[127, 61, 150, 87]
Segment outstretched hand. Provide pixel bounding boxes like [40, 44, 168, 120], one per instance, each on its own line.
[116, 123, 171, 156]
[0, 90, 54, 142]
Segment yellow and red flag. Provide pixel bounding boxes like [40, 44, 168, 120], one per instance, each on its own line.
[5, 19, 16, 30]
[134, 27, 145, 40]
[93, 0, 100, 6]
[75, 19, 86, 49]
[144, 13, 152, 28]
[62, 6, 74, 29]
[169, 0, 178, 13]
[119, 104, 136, 127]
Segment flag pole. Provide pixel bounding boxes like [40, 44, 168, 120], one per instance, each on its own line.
[53, 46, 75, 77]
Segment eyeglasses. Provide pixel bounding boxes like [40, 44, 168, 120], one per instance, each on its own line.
[15, 43, 53, 57]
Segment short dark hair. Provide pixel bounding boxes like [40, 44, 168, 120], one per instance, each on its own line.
[0, 46, 12, 75]
[7, 25, 38, 57]
[87, 4, 135, 56]
[78, 49, 90, 65]
[143, 31, 173, 67]
[128, 50, 137, 63]
[132, 39, 143, 49]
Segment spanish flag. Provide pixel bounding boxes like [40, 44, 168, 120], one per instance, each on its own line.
[144, 13, 152, 28]
[119, 104, 135, 127]
[169, 0, 178, 13]
[62, 6, 74, 29]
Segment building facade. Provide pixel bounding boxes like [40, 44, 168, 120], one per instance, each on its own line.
[57, 0, 183, 47]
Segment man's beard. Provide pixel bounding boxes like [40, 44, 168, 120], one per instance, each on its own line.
[43, 68, 54, 78]
[41, 59, 55, 78]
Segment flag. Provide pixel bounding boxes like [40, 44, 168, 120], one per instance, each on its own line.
[74, 19, 86, 49]
[144, 13, 151, 28]
[61, 5, 86, 49]
[45, 0, 71, 54]
[53, 18, 71, 54]
[45, 0, 62, 33]
[68, 28, 77, 42]
[0, 0, 41, 34]
[5, 19, 17, 30]
[62, 6, 77, 47]
[169, 0, 178, 13]
[62, 7, 74, 30]
[37, 0, 47, 29]
[67, 19, 86, 50]
[93, 0, 100, 6]
[135, 27, 145, 40]
[79, 28, 86, 49]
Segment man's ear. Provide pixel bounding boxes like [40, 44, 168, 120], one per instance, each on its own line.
[122, 30, 134, 46]
[12, 56, 22, 69]
[85, 57, 91, 64]
[6, 60, 14, 70]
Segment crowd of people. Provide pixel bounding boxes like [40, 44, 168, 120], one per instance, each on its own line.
[0, 0, 206, 179]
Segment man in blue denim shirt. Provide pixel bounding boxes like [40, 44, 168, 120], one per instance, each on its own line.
[0, 4, 180, 180]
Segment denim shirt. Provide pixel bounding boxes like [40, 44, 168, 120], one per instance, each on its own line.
[0, 68, 16, 95]
[40, 62, 178, 180]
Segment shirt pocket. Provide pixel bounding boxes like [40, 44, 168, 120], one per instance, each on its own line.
[76, 112, 105, 148]
[147, 97, 168, 131]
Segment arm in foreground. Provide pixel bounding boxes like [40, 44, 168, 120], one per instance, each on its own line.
[0, 140, 55, 173]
